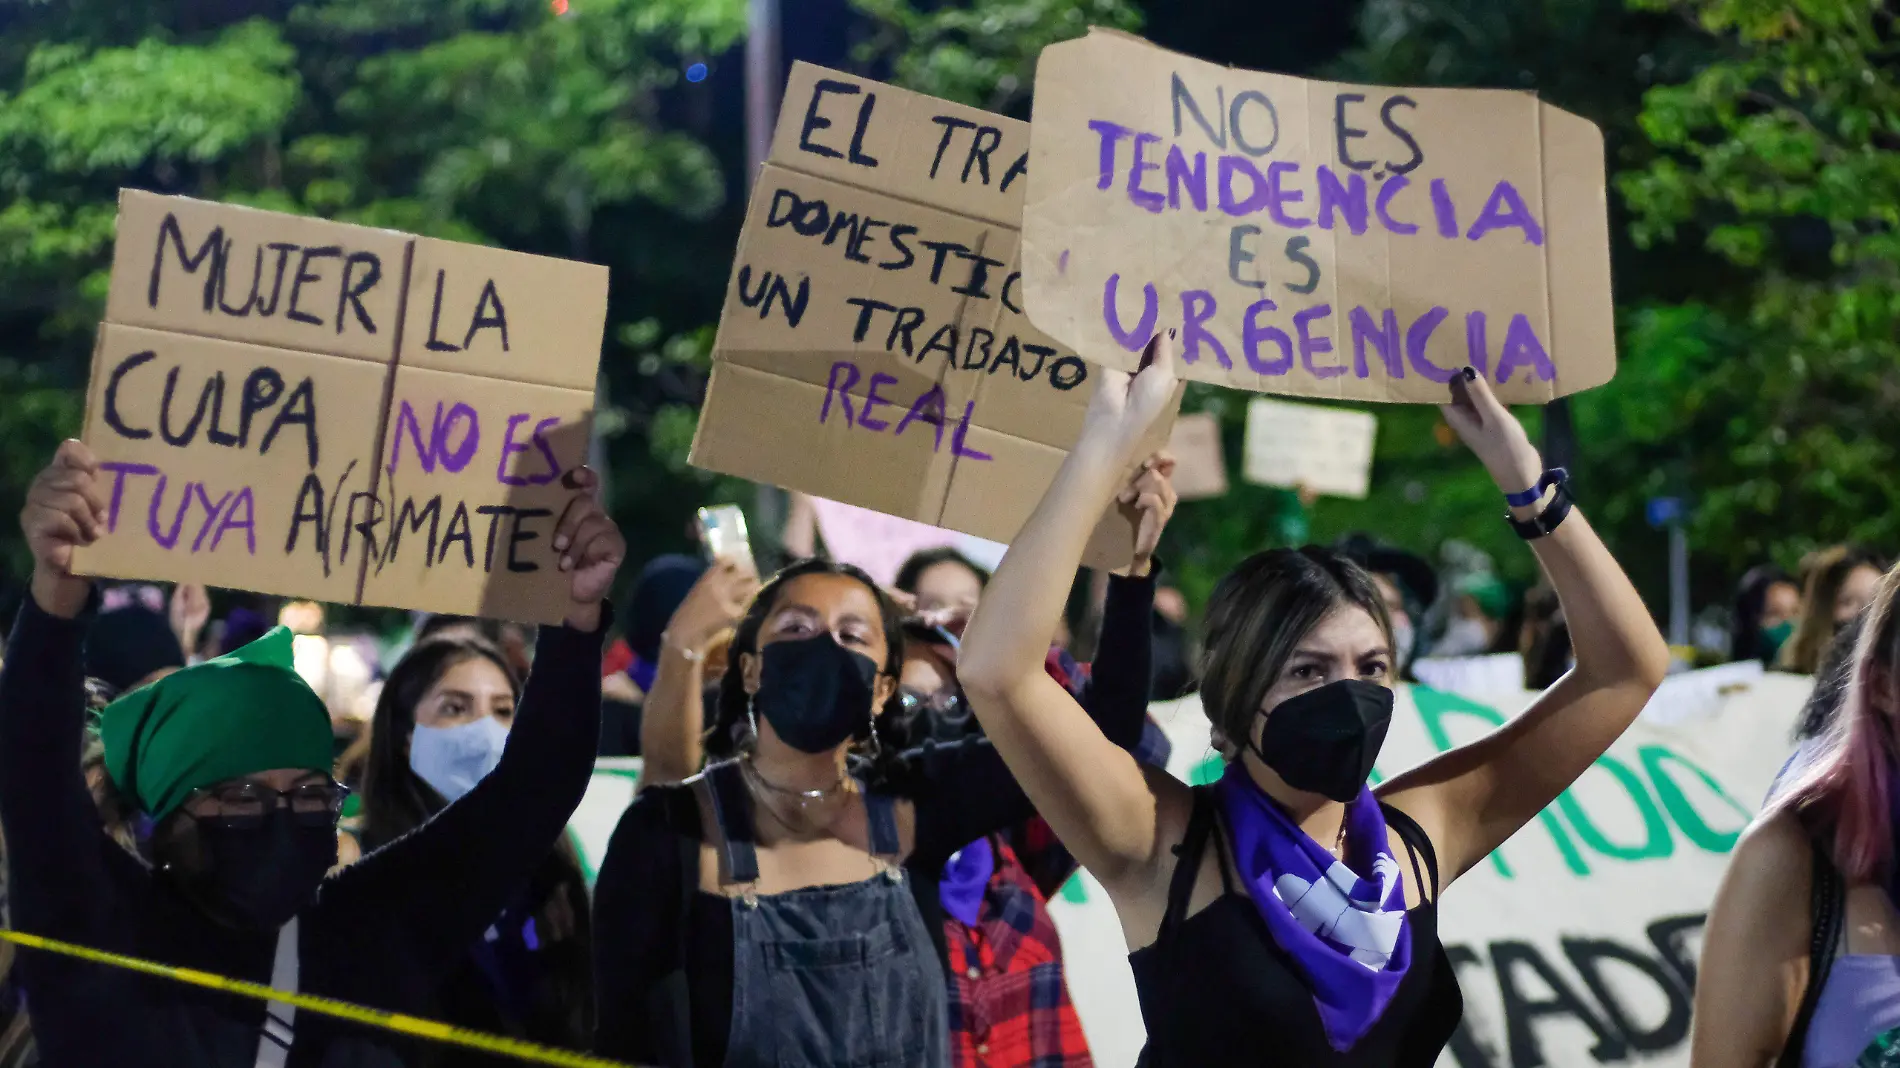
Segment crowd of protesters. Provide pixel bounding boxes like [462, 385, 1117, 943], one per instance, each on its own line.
[0, 337, 1895, 1067]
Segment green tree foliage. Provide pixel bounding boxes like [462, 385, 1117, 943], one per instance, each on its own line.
[850, 0, 1142, 112]
[0, 0, 744, 589]
[1620, 0, 1900, 574]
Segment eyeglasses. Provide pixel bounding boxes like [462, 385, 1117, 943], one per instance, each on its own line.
[183, 780, 350, 829]
[898, 689, 970, 723]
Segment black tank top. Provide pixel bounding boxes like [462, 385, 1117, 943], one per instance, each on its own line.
[1129, 787, 1463, 1066]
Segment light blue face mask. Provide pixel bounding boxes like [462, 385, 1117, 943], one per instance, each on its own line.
[410, 716, 510, 803]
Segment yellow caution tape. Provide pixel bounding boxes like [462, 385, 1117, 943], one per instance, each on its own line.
[0, 928, 641, 1068]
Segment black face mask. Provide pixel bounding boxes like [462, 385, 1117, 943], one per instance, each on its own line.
[182, 808, 337, 930]
[756, 635, 880, 754]
[1249, 679, 1394, 803]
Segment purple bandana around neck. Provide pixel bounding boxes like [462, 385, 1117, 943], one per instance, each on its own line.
[1217, 764, 1412, 1051]
[938, 836, 995, 928]
[629, 656, 658, 694]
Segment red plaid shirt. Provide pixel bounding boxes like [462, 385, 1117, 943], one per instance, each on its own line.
[942, 835, 1093, 1068]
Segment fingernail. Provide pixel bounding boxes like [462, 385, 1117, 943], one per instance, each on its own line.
[553, 535, 570, 551]
[1167, 328, 1177, 340]
[560, 557, 574, 571]
[1461, 366, 1477, 382]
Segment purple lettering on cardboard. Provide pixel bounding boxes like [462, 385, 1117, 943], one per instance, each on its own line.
[189, 483, 233, 553]
[210, 487, 257, 554]
[1295, 305, 1343, 379]
[1375, 177, 1418, 235]
[99, 461, 159, 532]
[821, 361, 861, 426]
[1429, 179, 1459, 239]
[148, 476, 190, 550]
[1243, 298, 1293, 375]
[1089, 120, 1134, 191]
[530, 417, 562, 485]
[497, 413, 535, 486]
[1405, 307, 1456, 382]
[950, 402, 991, 461]
[1265, 162, 1309, 228]
[435, 403, 480, 474]
[388, 400, 433, 475]
[1179, 290, 1231, 369]
[860, 373, 900, 431]
[1127, 133, 1165, 214]
[1103, 273, 1159, 353]
[894, 385, 948, 450]
[1349, 307, 1403, 380]
[1218, 155, 1270, 216]
[1165, 146, 1208, 212]
[1465, 181, 1545, 246]
[1316, 167, 1369, 236]
[1464, 311, 1490, 380]
[1496, 313, 1556, 383]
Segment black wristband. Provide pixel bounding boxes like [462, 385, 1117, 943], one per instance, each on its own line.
[1508, 471, 1574, 540]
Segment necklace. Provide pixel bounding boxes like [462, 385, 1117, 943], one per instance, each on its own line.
[741, 754, 849, 804]
[1334, 817, 1349, 857]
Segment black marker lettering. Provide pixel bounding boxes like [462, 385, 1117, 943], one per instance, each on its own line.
[205, 374, 239, 447]
[962, 126, 1002, 184]
[799, 79, 859, 160]
[286, 246, 341, 327]
[999, 152, 1029, 194]
[929, 116, 978, 178]
[881, 225, 918, 270]
[1229, 91, 1279, 156]
[238, 368, 285, 448]
[148, 214, 222, 310]
[104, 351, 156, 440]
[950, 251, 1006, 299]
[462, 279, 510, 351]
[1171, 74, 1226, 147]
[426, 270, 461, 352]
[259, 243, 298, 317]
[159, 367, 212, 447]
[920, 240, 968, 285]
[507, 508, 551, 573]
[845, 297, 898, 343]
[336, 252, 382, 334]
[261, 377, 320, 468]
[216, 242, 263, 316]
[889, 306, 926, 358]
[1380, 96, 1424, 175]
[1335, 93, 1373, 171]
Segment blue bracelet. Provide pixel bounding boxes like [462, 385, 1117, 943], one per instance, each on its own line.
[1505, 468, 1567, 508]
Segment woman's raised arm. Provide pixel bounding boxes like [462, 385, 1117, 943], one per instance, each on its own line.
[958, 333, 1180, 895]
[1379, 370, 1670, 883]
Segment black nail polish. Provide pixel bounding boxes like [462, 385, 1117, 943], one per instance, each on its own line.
[1461, 366, 1477, 382]
[1168, 327, 1177, 340]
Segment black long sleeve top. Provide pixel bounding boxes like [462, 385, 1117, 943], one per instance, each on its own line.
[0, 594, 605, 1068]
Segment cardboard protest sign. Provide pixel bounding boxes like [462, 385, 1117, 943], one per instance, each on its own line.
[1165, 412, 1228, 500]
[1021, 29, 1615, 405]
[1243, 397, 1376, 499]
[809, 497, 1007, 587]
[690, 62, 1179, 570]
[74, 190, 608, 624]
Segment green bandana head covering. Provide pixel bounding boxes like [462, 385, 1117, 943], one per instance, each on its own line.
[100, 626, 334, 821]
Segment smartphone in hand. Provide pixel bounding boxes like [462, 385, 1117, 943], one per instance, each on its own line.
[696, 505, 756, 576]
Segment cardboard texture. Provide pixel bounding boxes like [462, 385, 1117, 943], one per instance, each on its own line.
[76, 324, 384, 604]
[1021, 29, 1616, 405]
[1166, 412, 1228, 500]
[691, 62, 1179, 571]
[1242, 397, 1377, 499]
[75, 190, 609, 623]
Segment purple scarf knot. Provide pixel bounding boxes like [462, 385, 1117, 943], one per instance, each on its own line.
[938, 836, 995, 927]
[1217, 765, 1413, 1051]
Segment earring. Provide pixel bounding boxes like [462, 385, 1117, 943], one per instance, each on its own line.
[861, 704, 883, 762]
[744, 694, 760, 755]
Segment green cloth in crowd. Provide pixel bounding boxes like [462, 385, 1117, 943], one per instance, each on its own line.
[1457, 573, 1512, 621]
[100, 625, 334, 820]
